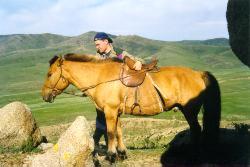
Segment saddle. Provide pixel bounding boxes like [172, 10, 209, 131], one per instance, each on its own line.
[120, 56, 158, 87]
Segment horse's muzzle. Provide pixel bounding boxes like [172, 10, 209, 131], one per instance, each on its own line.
[42, 94, 55, 103]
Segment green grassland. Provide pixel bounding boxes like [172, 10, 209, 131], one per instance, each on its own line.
[0, 32, 249, 126]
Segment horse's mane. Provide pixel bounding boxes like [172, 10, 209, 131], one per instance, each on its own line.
[49, 53, 123, 66]
[64, 53, 97, 62]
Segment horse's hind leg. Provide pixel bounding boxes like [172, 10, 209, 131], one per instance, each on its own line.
[182, 104, 202, 145]
[116, 117, 127, 160]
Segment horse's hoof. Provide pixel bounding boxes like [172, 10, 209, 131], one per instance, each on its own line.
[105, 151, 117, 163]
[92, 151, 101, 167]
[117, 150, 127, 160]
[93, 156, 101, 167]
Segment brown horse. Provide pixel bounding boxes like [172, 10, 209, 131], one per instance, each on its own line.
[42, 53, 221, 162]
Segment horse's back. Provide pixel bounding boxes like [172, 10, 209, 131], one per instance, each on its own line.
[154, 66, 203, 75]
[148, 66, 207, 107]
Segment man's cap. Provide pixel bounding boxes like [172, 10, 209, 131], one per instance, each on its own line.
[94, 32, 113, 43]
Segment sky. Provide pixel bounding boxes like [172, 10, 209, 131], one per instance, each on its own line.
[0, 0, 229, 41]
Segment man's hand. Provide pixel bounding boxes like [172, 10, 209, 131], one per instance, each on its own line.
[133, 61, 142, 70]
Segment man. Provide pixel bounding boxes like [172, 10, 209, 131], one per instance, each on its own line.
[92, 32, 143, 148]
[94, 32, 143, 70]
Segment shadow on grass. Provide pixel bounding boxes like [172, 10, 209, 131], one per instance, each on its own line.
[161, 126, 250, 166]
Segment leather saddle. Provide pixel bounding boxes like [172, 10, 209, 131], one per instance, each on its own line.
[120, 56, 158, 87]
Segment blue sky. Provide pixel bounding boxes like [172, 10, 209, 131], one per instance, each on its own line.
[0, 0, 229, 41]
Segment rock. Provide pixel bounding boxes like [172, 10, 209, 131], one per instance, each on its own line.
[37, 143, 54, 151]
[0, 101, 42, 148]
[25, 116, 94, 167]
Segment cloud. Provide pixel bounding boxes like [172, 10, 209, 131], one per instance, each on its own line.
[0, 0, 229, 40]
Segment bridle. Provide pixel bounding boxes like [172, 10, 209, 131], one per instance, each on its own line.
[44, 58, 159, 96]
[44, 60, 68, 95]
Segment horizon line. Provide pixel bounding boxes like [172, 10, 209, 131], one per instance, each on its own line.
[0, 31, 229, 42]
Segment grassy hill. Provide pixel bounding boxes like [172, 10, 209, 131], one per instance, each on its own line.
[179, 38, 229, 46]
[0, 32, 249, 126]
[0, 33, 69, 53]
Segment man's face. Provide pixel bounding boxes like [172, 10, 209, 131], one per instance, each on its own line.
[95, 39, 109, 53]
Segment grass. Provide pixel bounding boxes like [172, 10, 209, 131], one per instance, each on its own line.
[0, 137, 42, 154]
[32, 95, 96, 125]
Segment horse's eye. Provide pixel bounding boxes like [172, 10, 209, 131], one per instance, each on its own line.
[47, 73, 52, 77]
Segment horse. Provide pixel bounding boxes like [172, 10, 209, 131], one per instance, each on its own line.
[41, 53, 221, 163]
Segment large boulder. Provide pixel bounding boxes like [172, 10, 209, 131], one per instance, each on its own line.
[0, 101, 42, 148]
[25, 116, 94, 167]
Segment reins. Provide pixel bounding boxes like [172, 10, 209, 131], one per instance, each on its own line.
[78, 66, 158, 92]
[62, 69, 150, 97]
[46, 58, 159, 97]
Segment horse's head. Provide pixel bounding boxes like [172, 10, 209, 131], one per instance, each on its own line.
[41, 55, 69, 103]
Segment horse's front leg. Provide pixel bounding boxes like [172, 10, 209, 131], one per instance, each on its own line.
[104, 106, 118, 163]
[116, 117, 127, 160]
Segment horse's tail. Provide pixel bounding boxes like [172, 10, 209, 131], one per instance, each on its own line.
[202, 71, 221, 144]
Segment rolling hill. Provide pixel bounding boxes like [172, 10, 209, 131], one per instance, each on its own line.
[0, 31, 249, 125]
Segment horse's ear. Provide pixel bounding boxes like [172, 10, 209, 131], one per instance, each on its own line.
[49, 55, 59, 66]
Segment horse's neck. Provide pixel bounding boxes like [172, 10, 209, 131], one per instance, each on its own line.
[64, 61, 121, 92]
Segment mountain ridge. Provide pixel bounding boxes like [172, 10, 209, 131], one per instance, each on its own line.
[0, 32, 229, 54]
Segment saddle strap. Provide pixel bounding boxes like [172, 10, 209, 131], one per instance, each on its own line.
[131, 86, 142, 113]
[122, 87, 129, 115]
